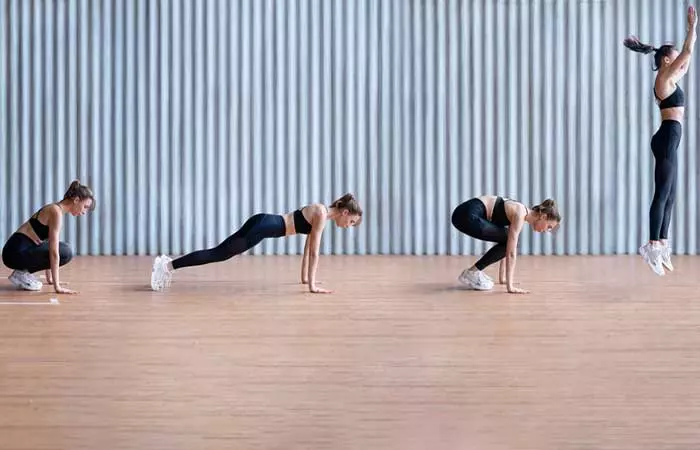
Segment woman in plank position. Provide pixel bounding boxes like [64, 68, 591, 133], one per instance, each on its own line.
[150, 193, 362, 293]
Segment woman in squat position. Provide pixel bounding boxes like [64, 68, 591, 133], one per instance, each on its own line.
[451, 195, 561, 293]
[150, 193, 362, 293]
[624, 5, 696, 275]
[2, 180, 95, 294]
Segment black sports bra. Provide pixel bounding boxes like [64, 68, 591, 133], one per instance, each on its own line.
[29, 205, 52, 240]
[293, 205, 331, 235]
[491, 197, 511, 227]
[293, 209, 312, 235]
[654, 84, 685, 109]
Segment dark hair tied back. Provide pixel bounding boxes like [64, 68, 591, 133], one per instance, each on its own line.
[63, 179, 96, 211]
[330, 193, 362, 222]
[532, 198, 561, 222]
[623, 35, 675, 71]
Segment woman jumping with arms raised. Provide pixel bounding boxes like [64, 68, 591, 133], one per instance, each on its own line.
[624, 5, 697, 275]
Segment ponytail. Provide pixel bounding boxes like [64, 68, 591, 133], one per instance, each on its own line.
[532, 198, 561, 222]
[623, 35, 656, 54]
[623, 35, 676, 71]
[330, 193, 362, 221]
[63, 179, 96, 211]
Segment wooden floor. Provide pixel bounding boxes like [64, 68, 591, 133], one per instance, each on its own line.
[1, 255, 700, 450]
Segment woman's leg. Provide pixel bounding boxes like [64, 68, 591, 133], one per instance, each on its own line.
[2, 234, 72, 290]
[643, 121, 681, 275]
[452, 199, 509, 268]
[649, 152, 675, 243]
[473, 240, 507, 271]
[151, 213, 286, 291]
[659, 123, 681, 271]
[22, 241, 74, 273]
[452, 200, 509, 290]
[171, 214, 268, 270]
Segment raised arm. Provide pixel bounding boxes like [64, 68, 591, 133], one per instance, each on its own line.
[668, 6, 697, 83]
[505, 209, 528, 294]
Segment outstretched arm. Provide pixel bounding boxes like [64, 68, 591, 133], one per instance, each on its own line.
[47, 208, 76, 294]
[301, 236, 311, 284]
[306, 207, 331, 294]
[668, 6, 697, 83]
[505, 214, 528, 294]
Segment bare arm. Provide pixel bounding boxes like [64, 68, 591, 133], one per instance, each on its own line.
[306, 229, 329, 293]
[306, 206, 330, 293]
[668, 6, 697, 83]
[301, 235, 311, 284]
[47, 208, 65, 293]
[505, 212, 528, 294]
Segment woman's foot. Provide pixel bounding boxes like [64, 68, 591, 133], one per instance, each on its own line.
[150, 255, 173, 291]
[661, 243, 674, 272]
[639, 242, 665, 276]
[458, 268, 494, 291]
[8, 270, 43, 291]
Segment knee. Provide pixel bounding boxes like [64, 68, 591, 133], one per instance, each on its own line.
[451, 214, 473, 235]
[2, 254, 19, 270]
[2, 245, 21, 270]
[215, 242, 240, 261]
[58, 243, 73, 266]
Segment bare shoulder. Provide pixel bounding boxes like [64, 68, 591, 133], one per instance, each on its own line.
[305, 203, 329, 219]
[299, 203, 329, 225]
[38, 203, 62, 220]
[655, 72, 676, 95]
[477, 194, 496, 203]
[505, 200, 527, 220]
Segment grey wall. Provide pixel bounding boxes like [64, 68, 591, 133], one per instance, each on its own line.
[1, 0, 698, 256]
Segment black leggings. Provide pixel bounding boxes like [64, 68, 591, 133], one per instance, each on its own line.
[2, 233, 73, 273]
[451, 199, 509, 270]
[172, 213, 287, 270]
[649, 120, 681, 241]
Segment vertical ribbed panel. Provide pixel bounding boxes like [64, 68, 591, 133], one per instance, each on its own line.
[1, 0, 699, 256]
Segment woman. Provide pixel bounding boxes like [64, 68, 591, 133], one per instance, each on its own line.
[150, 193, 362, 293]
[451, 196, 561, 294]
[624, 5, 697, 276]
[2, 180, 96, 294]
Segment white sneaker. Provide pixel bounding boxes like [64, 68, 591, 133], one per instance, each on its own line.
[661, 245, 674, 272]
[150, 255, 173, 291]
[25, 272, 42, 286]
[639, 243, 665, 276]
[8, 270, 43, 291]
[458, 268, 494, 291]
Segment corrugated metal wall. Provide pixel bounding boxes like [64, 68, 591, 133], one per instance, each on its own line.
[1, 0, 697, 256]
